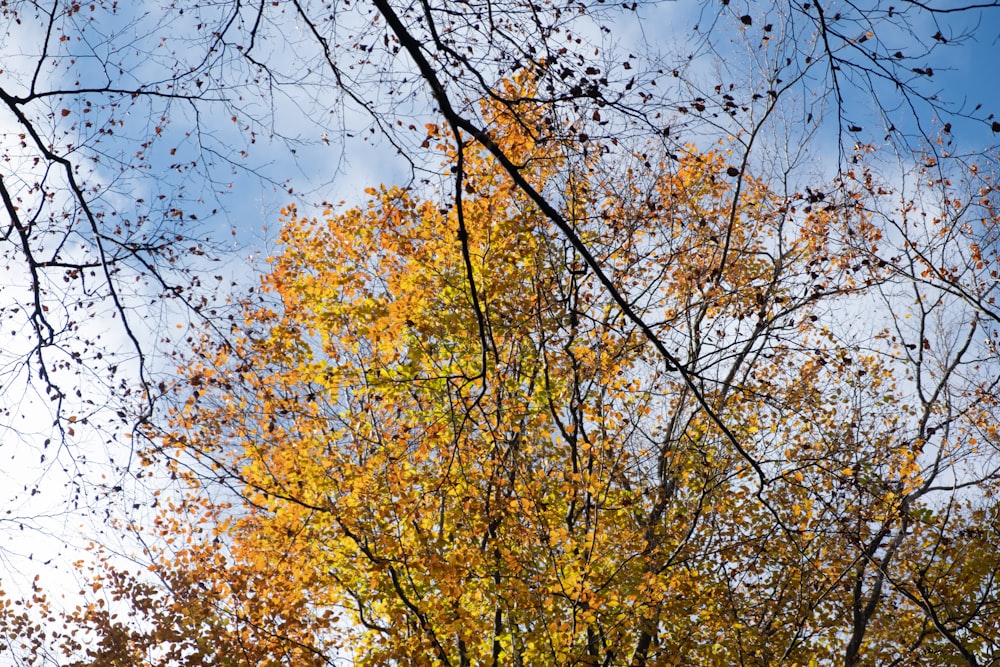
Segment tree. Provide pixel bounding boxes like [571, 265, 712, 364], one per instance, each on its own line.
[3, 1, 1000, 664]
[31, 82, 993, 666]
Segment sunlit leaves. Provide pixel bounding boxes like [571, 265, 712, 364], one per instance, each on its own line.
[138, 122, 1000, 664]
[35, 89, 1000, 666]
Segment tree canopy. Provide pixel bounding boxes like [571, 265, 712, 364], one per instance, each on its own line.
[2, 1, 1000, 666]
[12, 83, 993, 666]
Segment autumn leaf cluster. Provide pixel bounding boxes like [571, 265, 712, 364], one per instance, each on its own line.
[7, 81, 999, 667]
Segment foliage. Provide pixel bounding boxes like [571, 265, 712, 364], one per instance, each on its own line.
[3, 1, 1000, 665]
[41, 89, 996, 666]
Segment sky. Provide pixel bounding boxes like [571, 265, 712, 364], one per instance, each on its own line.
[2, 0, 1000, 661]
